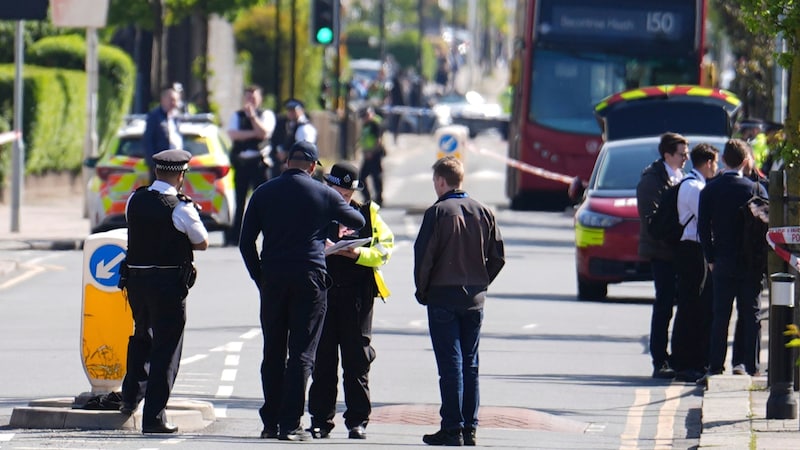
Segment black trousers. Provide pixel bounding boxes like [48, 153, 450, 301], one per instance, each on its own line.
[359, 155, 383, 205]
[258, 269, 330, 433]
[121, 271, 187, 426]
[671, 240, 713, 372]
[229, 159, 268, 244]
[308, 284, 376, 431]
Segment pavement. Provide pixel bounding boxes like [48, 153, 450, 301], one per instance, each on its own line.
[2, 175, 799, 447]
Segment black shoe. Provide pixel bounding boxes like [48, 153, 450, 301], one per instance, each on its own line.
[348, 425, 367, 439]
[423, 428, 464, 446]
[462, 427, 476, 446]
[307, 427, 331, 439]
[652, 361, 676, 379]
[696, 370, 722, 387]
[279, 427, 311, 441]
[142, 423, 178, 434]
[260, 427, 278, 439]
[119, 403, 136, 415]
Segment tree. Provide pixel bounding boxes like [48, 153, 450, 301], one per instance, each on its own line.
[731, 0, 800, 164]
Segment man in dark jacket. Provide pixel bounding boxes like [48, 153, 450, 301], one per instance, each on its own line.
[239, 141, 365, 441]
[142, 87, 183, 182]
[697, 139, 764, 382]
[414, 156, 505, 447]
[636, 132, 689, 379]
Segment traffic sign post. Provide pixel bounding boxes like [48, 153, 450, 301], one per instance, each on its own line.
[435, 125, 469, 161]
[80, 228, 132, 394]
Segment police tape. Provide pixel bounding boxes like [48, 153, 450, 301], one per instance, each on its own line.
[0, 130, 20, 146]
[766, 227, 800, 269]
[465, 143, 576, 185]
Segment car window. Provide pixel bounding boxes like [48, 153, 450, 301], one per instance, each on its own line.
[116, 137, 145, 158]
[594, 144, 660, 190]
[182, 135, 209, 156]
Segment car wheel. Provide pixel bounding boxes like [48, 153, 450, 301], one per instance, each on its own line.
[577, 277, 608, 301]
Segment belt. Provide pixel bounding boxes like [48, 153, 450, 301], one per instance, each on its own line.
[128, 266, 182, 276]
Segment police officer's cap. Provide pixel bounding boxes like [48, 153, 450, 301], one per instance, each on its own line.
[153, 149, 192, 172]
[284, 98, 304, 110]
[287, 140, 321, 165]
[325, 162, 362, 191]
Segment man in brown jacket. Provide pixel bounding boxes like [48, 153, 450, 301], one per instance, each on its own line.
[413, 156, 505, 447]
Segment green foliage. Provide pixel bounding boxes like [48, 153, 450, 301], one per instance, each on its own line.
[386, 29, 436, 79]
[0, 21, 73, 64]
[344, 24, 381, 61]
[785, 324, 800, 367]
[26, 34, 135, 155]
[0, 65, 86, 175]
[233, 2, 324, 110]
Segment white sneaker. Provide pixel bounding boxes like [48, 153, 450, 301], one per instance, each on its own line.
[732, 364, 747, 375]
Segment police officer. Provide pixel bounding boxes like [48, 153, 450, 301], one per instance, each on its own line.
[307, 162, 394, 440]
[226, 85, 277, 245]
[358, 107, 385, 206]
[239, 142, 365, 441]
[270, 99, 317, 178]
[119, 149, 209, 434]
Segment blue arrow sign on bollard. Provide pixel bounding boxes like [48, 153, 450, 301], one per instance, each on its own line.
[438, 134, 458, 153]
[89, 244, 127, 288]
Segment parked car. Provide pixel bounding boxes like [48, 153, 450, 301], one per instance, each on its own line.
[574, 135, 728, 300]
[431, 91, 508, 138]
[575, 85, 742, 300]
[85, 114, 235, 235]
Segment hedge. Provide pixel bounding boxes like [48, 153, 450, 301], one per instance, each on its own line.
[0, 65, 86, 174]
[27, 34, 135, 156]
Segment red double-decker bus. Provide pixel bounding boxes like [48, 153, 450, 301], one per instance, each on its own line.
[506, 0, 710, 209]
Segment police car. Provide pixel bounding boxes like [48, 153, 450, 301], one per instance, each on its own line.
[85, 114, 235, 234]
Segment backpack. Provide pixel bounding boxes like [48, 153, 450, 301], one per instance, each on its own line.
[737, 183, 769, 275]
[646, 176, 694, 244]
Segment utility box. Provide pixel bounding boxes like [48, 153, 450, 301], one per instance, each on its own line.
[435, 125, 469, 161]
[81, 228, 131, 393]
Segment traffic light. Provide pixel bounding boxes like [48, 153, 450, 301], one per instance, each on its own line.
[311, 0, 338, 46]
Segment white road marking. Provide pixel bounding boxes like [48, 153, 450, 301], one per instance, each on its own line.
[221, 369, 237, 382]
[180, 354, 207, 365]
[210, 341, 243, 352]
[215, 385, 233, 398]
[160, 438, 185, 444]
[240, 328, 261, 339]
[0, 433, 14, 441]
[619, 388, 649, 450]
[653, 385, 683, 449]
[214, 405, 228, 418]
[224, 354, 240, 366]
[522, 323, 538, 330]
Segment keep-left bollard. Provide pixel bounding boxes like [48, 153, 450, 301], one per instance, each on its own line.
[79, 228, 132, 398]
[766, 272, 798, 419]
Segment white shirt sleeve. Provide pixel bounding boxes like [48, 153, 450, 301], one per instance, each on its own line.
[172, 202, 209, 244]
[227, 112, 240, 131]
[260, 110, 277, 138]
[296, 122, 317, 144]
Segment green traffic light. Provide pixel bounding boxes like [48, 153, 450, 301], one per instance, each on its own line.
[316, 27, 333, 45]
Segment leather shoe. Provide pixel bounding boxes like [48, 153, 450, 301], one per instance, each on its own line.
[348, 425, 367, 439]
[119, 403, 136, 415]
[142, 423, 178, 434]
[307, 427, 331, 439]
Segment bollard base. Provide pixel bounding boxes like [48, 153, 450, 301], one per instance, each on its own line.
[766, 382, 798, 420]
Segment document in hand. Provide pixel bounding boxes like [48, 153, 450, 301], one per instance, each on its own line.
[324, 237, 371, 255]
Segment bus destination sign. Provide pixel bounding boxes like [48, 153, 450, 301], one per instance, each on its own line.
[540, 6, 692, 43]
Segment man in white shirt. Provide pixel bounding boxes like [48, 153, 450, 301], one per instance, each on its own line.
[226, 85, 277, 245]
[671, 143, 719, 382]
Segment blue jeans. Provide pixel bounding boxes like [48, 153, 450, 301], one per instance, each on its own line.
[427, 305, 483, 431]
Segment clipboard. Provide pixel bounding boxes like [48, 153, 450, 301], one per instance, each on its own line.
[324, 237, 371, 255]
